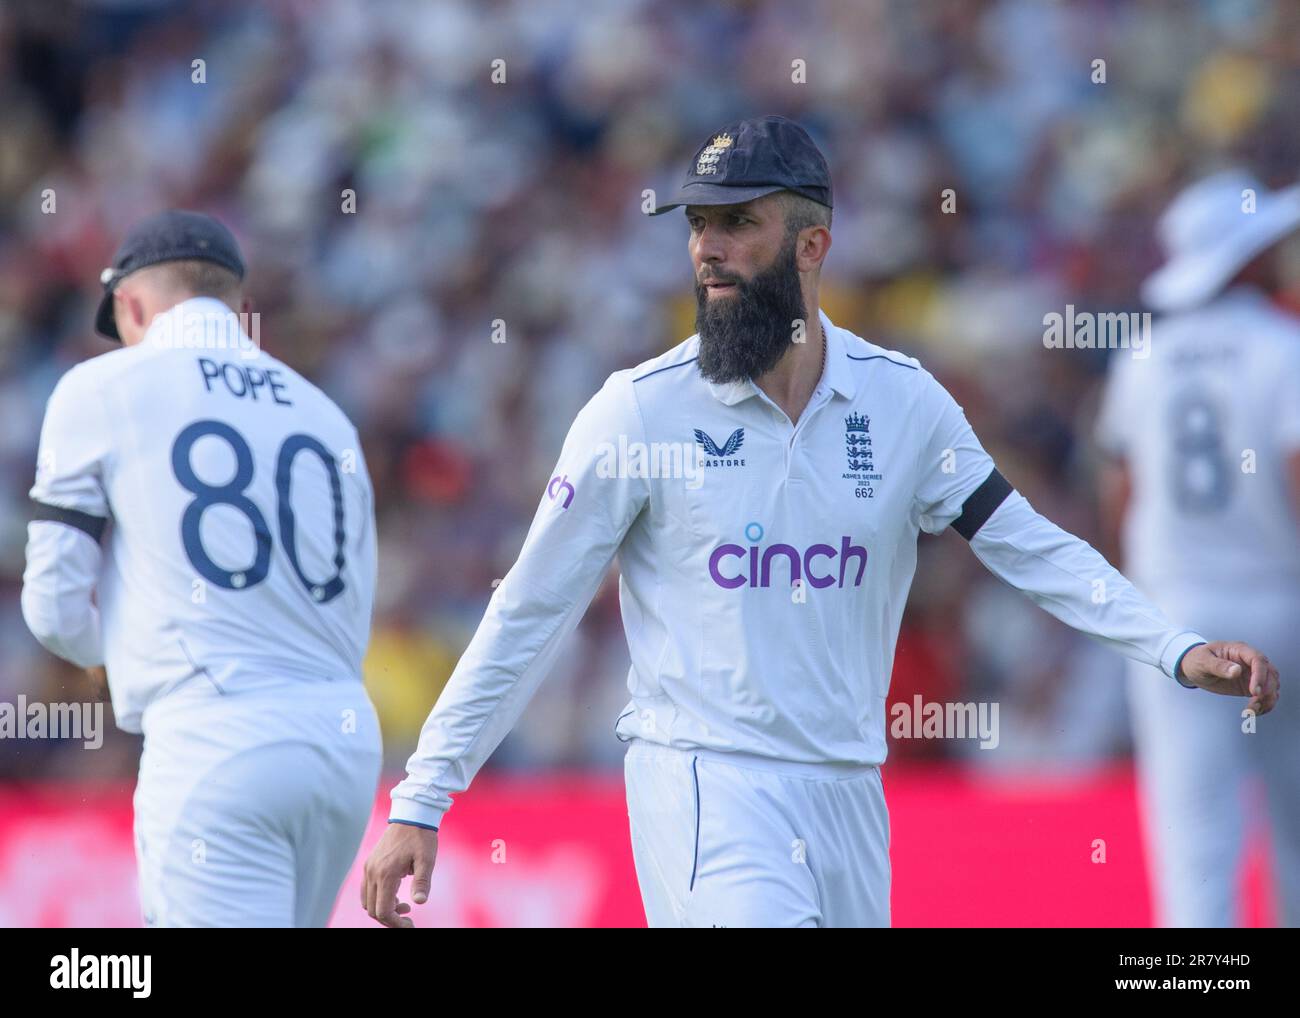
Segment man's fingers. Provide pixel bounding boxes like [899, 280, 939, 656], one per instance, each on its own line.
[1205, 641, 1279, 687]
[362, 856, 390, 918]
[1239, 658, 1280, 716]
[376, 896, 408, 927]
[379, 906, 414, 929]
[1211, 653, 1243, 680]
[1257, 664, 1280, 714]
[1240, 650, 1276, 708]
[411, 852, 434, 905]
[365, 866, 387, 920]
[1248, 654, 1274, 697]
[374, 887, 414, 928]
[369, 865, 408, 927]
[362, 861, 374, 915]
[361, 827, 437, 926]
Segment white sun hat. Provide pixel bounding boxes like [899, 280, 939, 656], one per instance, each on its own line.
[1141, 169, 1300, 313]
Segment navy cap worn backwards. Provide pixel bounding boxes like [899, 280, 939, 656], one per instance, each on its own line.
[95, 210, 245, 341]
[651, 115, 832, 216]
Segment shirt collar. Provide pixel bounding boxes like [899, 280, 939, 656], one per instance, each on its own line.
[819, 309, 856, 401]
[703, 307, 857, 405]
[140, 296, 248, 351]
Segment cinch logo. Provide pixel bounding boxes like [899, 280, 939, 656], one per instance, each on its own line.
[709, 523, 868, 589]
[547, 473, 574, 508]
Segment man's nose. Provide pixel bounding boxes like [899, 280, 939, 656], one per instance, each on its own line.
[694, 224, 727, 265]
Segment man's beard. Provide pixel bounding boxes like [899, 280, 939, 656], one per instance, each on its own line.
[694, 237, 807, 385]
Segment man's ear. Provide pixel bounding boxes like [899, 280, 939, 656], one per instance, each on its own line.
[114, 287, 146, 332]
[239, 295, 253, 317]
[795, 225, 831, 274]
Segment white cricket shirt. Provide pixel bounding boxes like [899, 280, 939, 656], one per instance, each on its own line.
[391, 309, 1205, 828]
[22, 297, 377, 733]
[1096, 286, 1300, 596]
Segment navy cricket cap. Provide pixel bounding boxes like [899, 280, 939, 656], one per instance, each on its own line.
[95, 210, 245, 341]
[651, 115, 832, 216]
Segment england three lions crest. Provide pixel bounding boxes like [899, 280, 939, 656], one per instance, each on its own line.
[843, 412, 882, 481]
[695, 133, 733, 176]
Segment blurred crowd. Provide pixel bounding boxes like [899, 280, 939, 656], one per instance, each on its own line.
[3, 0, 1300, 781]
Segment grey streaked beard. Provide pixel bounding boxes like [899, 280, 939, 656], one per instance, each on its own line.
[695, 236, 807, 384]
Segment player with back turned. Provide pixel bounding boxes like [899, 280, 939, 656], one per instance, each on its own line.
[21, 211, 383, 927]
[364, 117, 1279, 928]
[1098, 171, 1300, 927]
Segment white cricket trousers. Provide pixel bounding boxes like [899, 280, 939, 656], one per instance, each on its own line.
[1127, 587, 1300, 928]
[623, 739, 891, 927]
[133, 677, 382, 928]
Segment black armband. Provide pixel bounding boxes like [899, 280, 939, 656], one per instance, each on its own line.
[951, 468, 1013, 541]
[31, 501, 108, 543]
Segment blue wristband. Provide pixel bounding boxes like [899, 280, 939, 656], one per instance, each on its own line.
[389, 818, 439, 833]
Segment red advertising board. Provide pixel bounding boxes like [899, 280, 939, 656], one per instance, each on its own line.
[0, 767, 1276, 927]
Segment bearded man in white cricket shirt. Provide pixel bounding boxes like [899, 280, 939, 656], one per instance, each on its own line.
[22, 210, 382, 927]
[364, 117, 1280, 928]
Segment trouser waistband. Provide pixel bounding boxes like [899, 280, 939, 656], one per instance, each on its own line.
[625, 738, 881, 781]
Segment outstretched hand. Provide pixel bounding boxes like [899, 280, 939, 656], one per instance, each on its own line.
[1179, 641, 1280, 716]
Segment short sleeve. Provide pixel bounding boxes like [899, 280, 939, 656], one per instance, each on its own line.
[912, 371, 999, 536]
[30, 365, 113, 520]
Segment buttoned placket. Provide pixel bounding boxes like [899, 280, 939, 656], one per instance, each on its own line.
[749, 381, 834, 481]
